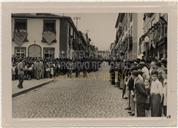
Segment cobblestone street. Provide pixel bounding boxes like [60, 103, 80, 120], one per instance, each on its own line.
[12, 62, 130, 118]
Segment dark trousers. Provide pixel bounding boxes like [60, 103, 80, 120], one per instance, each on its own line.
[117, 72, 120, 88]
[12, 74, 15, 80]
[122, 84, 126, 98]
[75, 70, 79, 77]
[110, 71, 115, 85]
[128, 91, 131, 108]
[18, 74, 24, 88]
[136, 102, 146, 117]
[163, 106, 167, 116]
[151, 94, 162, 117]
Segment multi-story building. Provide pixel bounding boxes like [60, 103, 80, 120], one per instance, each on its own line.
[139, 13, 168, 60]
[12, 13, 93, 60]
[114, 13, 139, 61]
[12, 13, 60, 59]
[59, 16, 83, 59]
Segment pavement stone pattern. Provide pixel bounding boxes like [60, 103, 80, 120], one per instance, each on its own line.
[12, 62, 130, 118]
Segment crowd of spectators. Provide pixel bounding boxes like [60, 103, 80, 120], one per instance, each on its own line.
[12, 57, 102, 81]
[109, 58, 167, 117]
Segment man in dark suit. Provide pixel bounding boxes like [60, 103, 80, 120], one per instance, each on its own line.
[132, 70, 147, 117]
[125, 71, 135, 115]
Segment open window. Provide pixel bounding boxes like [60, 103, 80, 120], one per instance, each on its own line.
[14, 19, 27, 32]
[43, 20, 56, 33]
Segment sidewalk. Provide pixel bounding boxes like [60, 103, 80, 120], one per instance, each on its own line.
[12, 78, 54, 97]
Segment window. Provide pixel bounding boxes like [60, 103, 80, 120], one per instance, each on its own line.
[42, 20, 56, 43]
[14, 47, 26, 58]
[43, 20, 56, 33]
[43, 47, 55, 59]
[14, 19, 27, 32]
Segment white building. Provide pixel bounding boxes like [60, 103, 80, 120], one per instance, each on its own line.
[12, 13, 60, 59]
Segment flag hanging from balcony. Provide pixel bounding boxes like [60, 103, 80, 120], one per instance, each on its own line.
[14, 31, 27, 46]
[42, 31, 56, 44]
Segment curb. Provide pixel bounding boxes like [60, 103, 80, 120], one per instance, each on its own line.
[12, 79, 54, 98]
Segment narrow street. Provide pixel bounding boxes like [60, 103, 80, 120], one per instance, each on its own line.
[12, 62, 130, 118]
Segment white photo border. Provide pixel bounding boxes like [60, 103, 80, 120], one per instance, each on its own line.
[1, 2, 177, 127]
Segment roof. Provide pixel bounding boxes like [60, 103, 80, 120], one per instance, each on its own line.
[12, 13, 61, 19]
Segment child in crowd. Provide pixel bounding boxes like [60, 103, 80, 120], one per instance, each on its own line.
[150, 70, 163, 117]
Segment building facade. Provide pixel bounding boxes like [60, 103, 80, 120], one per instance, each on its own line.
[12, 13, 60, 59]
[12, 13, 94, 60]
[139, 13, 168, 60]
[114, 13, 139, 61]
[98, 50, 110, 61]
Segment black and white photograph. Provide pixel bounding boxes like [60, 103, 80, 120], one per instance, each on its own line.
[11, 12, 168, 118]
[1, 2, 177, 127]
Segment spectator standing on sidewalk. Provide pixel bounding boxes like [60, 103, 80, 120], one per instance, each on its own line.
[149, 61, 158, 75]
[122, 71, 129, 99]
[150, 70, 163, 117]
[45, 63, 50, 78]
[162, 78, 167, 116]
[144, 79, 151, 117]
[39, 59, 44, 79]
[132, 70, 147, 117]
[17, 59, 25, 89]
[126, 71, 135, 116]
[12, 63, 16, 80]
[33, 59, 38, 79]
[109, 60, 115, 85]
[50, 63, 54, 78]
[140, 61, 150, 81]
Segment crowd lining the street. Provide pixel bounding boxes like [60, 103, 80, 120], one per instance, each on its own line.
[12, 55, 167, 117]
[109, 58, 167, 117]
[12, 56, 102, 88]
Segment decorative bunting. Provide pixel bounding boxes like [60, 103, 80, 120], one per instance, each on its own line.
[13, 31, 27, 46]
[42, 31, 56, 44]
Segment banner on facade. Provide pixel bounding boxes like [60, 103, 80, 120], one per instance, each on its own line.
[42, 31, 56, 44]
[13, 31, 27, 46]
